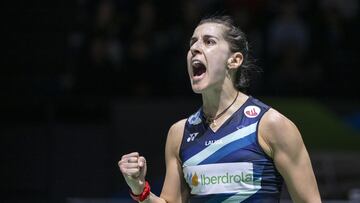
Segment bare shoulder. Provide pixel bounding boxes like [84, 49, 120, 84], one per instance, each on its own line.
[166, 119, 187, 156]
[259, 108, 303, 156]
[169, 119, 187, 134]
[168, 119, 187, 140]
[260, 108, 297, 134]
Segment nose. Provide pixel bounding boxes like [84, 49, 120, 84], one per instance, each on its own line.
[190, 41, 201, 56]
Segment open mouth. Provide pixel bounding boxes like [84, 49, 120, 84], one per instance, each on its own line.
[192, 60, 206, 77]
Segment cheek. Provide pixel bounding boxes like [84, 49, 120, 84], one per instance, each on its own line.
[186, 50, 192, 60]
[186, 51, 192, 73]
[208, 52, 228, 73]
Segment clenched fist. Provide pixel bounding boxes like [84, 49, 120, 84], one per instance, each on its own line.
[118, 152, 147, 195]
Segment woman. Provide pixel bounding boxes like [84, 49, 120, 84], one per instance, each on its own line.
[118, 15, 321, 203]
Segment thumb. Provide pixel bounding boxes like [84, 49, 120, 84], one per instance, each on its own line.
[138, 156, 147, 181]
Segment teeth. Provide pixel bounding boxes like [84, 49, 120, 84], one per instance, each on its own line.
[192, 60, 202, 67]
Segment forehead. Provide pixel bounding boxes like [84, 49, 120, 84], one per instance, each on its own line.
[192, 23, 226, 38]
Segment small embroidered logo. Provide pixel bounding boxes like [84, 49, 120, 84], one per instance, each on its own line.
[187, 133, 199, 142]
[188, 111, 202, 125]
[244, 106, 261, 118]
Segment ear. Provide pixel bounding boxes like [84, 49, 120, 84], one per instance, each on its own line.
[227, 52, 243, 70]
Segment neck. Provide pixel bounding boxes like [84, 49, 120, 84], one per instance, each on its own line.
[202, 86, 245, 120]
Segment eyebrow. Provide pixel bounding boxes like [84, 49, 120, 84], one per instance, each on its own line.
[189, 34, 219, 46]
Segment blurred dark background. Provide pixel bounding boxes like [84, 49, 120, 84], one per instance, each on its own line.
[1, 0, 360, 202]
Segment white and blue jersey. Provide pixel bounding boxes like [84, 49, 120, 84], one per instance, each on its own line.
[180, 96, 283, 202]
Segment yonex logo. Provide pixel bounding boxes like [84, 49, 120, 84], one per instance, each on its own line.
[187, 133, 199, 142]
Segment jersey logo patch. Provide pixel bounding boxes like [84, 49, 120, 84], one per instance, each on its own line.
[187, 133, 199, 142]
[188, 111, 202, 125]
[183, 162, 261, 195]
[244, 106, 261, 118]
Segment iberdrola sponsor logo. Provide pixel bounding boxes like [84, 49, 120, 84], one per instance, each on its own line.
[183, 163, 259, 195]
[186, 171, 253, 187]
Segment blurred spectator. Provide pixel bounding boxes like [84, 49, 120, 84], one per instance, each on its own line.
[61, 0, 358, 97]
[266, 0, 314, 95]
[317, 0, 359, 95]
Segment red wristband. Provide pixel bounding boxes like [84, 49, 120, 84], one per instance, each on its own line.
[129, 181, 151, 202]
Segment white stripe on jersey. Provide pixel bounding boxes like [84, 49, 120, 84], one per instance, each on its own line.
[183, 122, 258, 167]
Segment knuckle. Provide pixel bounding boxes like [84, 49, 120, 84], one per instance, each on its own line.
[119, 160, 125, 166]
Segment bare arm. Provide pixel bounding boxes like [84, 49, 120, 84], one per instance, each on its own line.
[118, 119, 189, 203]
[159, 119, 190, 202]
[259, 109, 321, 203]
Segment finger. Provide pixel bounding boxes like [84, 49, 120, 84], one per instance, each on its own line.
[122, 162, 140, 169]
[118, 158, 134, 167]
[121, 152, 139, 159]
[138, 156, 147, 179]
[138, 156, 146, 167]
[119, 154, 139, 166]
[118, 160, 138, 172]
[127, 157, 139, 163]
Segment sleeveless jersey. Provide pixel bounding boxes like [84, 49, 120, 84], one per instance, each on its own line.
[180, 96, 283, 203]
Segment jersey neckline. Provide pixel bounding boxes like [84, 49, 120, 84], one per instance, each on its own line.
[200, 95, 252, 133]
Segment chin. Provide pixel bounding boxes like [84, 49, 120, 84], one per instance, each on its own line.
[192, 89, 203, 94]
[190, 76, 212, 94]
[191, 83, 207, 94]
[191, 86, 201, 93]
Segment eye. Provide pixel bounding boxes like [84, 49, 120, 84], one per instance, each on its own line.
[205, 39, 216, 46]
